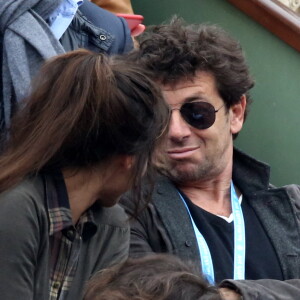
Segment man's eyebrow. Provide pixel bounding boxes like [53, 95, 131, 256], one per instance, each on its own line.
[184, 95, 207, 103]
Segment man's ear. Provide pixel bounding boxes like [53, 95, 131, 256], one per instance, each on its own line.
[230, 95, 246, 135]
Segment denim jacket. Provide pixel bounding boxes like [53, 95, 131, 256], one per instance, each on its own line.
[60, 0, 133, 54]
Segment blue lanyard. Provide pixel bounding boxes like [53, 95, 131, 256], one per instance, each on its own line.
[178, 181, 245, 284]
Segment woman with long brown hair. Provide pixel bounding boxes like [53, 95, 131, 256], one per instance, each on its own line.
[0, 49, 168, 300]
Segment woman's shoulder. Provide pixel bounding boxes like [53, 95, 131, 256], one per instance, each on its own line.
[0, 175, 45, 212]
[0, 175, 49, 242]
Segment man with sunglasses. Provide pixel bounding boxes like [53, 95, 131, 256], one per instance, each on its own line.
[122, 18, 300, 299]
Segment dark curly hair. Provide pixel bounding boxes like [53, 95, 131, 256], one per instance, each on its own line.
[127, 17, 255, 127]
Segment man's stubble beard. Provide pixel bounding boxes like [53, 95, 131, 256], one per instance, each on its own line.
[162, 157, 225, 184]
[154, 135, 232, 184]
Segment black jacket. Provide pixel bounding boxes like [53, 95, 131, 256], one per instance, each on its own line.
[122, 148, 300, 299]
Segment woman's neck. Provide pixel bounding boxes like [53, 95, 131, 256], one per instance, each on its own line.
[62, 168, 103, 224]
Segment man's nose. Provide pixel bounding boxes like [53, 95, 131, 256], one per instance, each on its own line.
[168, 109, 191, 142]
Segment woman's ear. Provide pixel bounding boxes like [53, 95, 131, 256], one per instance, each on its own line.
[122, 155, 135, 170]
[230, 95, 246, 135]
[106, 155, 135, 174]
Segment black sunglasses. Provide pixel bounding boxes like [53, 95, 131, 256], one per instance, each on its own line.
[170, 101, 224, 130]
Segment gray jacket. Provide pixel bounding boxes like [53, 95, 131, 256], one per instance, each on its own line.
[0, 0, 64, 131]
[122, 148, 300, 299]
[0, 0, 132, 133]
[0, 175, 129, 300]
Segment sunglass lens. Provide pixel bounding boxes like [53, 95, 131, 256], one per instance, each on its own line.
[181, 102, 216, 129]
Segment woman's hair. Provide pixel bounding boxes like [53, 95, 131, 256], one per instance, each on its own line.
[0, 49, 169, 195]
[83, 254, 221, 300]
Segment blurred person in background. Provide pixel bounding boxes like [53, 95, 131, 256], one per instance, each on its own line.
[84, 254, 221, 300]
[89, 0, 145, 37]
[0, 0, 133, 136]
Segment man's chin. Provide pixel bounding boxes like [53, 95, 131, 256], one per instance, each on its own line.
[167, 158, 215, 182]
[165, 166, 198, 184]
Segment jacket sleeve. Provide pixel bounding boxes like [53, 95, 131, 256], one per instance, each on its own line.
[220, 279, 300, 300]
[0, 187, 43, 300]
[120, 195, 155, 257]
[78, 0, 133, 55]
[128, 212, 156, 256]
[102, 225, 130, 268]
[120, 193, 175, 258]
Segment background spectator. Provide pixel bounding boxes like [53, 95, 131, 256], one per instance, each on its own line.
[84, 254, 221, 300]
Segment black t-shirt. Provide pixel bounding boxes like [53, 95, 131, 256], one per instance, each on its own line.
[182, 192, 284, 283]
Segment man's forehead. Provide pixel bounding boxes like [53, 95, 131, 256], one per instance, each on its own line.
[161, 81, 197, 92]
[160, 71, 216, 92]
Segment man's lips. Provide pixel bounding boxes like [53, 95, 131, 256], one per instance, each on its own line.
[167, 147, 199, 159]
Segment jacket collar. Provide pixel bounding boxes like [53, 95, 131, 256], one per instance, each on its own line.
[233, 147, 271, 194]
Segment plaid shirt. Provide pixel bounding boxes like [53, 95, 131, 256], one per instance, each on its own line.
[45, 171, 97, 300]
